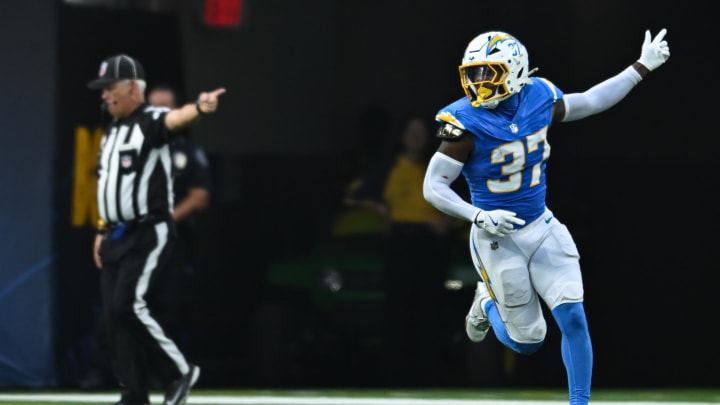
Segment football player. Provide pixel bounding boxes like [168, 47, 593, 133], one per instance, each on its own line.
[423, 29, 669, 404]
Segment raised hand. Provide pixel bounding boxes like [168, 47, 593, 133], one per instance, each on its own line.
[638, 28, 670, 72]
[197, 87, 227, 114]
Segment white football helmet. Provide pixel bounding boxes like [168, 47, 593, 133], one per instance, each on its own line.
[459, 31, 535, 109]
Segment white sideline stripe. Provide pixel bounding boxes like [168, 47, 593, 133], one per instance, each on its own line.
[0, 394, 715, 405]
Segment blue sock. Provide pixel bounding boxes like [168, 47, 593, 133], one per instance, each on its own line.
[551, 302, 592, 405]
[484, 300, 543, 355]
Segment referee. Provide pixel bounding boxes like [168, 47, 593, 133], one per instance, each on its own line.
[88, 54, 225, 405]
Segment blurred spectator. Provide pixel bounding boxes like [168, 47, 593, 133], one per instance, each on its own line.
[344, 115, 456, 385]
[331, 105, 392, 236]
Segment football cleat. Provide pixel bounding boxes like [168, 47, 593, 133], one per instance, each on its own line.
[465, 281, 491, 342]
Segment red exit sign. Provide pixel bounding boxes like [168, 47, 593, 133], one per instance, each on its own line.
[204, 0, 244, 28]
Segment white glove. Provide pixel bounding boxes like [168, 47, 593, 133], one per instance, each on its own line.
[474, 209, 526, 237]
[637, 28, 670, 71]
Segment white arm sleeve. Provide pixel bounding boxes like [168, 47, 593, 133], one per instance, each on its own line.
[562, 65, 643, 122]
[423, 152, 482, 223]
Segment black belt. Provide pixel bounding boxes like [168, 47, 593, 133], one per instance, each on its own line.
[106, 214, 166, 229]
[102, 214, 168, 240]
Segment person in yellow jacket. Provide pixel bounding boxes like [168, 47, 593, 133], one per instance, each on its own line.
[344, 115, 457, 385]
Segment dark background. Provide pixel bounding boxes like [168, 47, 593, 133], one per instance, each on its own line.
[1, 0, 718, 390]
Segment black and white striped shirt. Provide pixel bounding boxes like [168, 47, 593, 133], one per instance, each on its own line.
[97, 103, 174, 225]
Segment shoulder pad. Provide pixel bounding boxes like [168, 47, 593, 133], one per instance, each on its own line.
[535, 77, 559, 102]
[436, 122, 467, 140]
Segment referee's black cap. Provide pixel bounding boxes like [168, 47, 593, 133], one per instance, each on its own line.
[87, 54, 145, 89]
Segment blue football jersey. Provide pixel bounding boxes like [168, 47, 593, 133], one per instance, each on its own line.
[436, 77, 564, 226]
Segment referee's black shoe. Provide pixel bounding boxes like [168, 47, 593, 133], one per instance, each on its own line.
[112, 393, 149, 405]
[164, 364, 200, 405]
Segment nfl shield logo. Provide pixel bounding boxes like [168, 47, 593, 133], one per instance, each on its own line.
[121, 154, 132, 168]
[99, 62, 108, 77]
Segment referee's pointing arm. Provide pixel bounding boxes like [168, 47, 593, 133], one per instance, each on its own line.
[165, 87, 227, 131]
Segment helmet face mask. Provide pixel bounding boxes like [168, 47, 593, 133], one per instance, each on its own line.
[459, 31, 533, 108]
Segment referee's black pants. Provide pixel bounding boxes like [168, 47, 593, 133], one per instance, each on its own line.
[99, 220, 190, 403]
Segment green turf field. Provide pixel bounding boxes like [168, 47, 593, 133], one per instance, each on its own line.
[0, 389, 719, 404]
